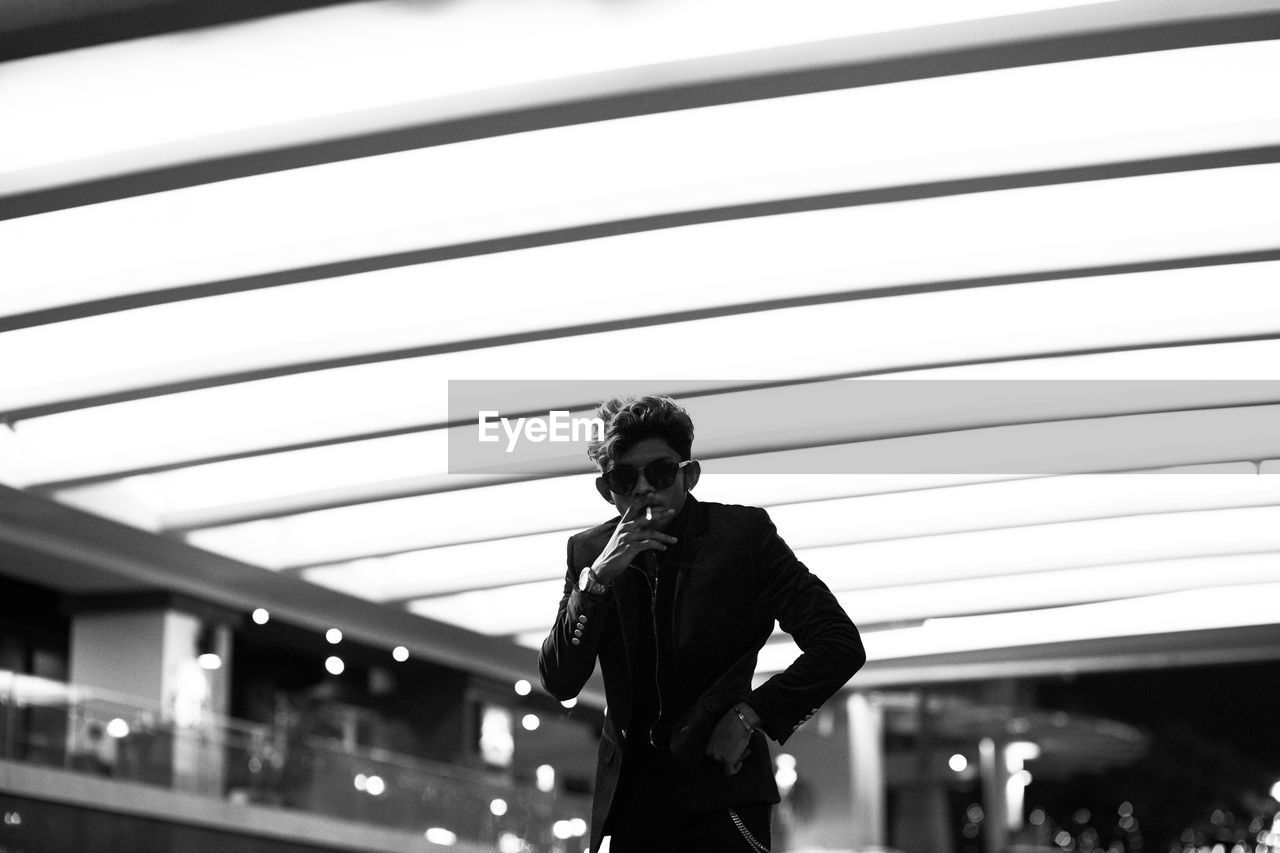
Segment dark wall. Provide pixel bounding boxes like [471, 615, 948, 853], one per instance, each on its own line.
[0, 793, 355, 853]
[0, 575, 69, 680]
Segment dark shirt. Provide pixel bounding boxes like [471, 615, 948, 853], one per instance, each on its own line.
[611, 549, 680, 825]
[626, 500, 695, 751]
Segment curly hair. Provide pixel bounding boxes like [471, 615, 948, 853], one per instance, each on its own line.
[587, 395, 694, 470]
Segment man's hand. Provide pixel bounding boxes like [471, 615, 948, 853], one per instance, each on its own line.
[591, 500, 678, 584]
[706, 703, 763, 775]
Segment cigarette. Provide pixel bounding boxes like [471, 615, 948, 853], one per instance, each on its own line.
[646, 506, 653, 522]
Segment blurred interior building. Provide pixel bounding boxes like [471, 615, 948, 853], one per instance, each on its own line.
[2, 1, 1280, 851]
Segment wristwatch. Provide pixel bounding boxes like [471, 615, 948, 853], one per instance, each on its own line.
[578, 567, 611, 596]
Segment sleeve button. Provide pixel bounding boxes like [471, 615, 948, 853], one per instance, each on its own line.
[571, 638, 582, 646]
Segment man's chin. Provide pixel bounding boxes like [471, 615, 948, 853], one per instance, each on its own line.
[646, 502, 681, 530]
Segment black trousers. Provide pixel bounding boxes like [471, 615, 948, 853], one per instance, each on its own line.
[605, 745, 772, 852]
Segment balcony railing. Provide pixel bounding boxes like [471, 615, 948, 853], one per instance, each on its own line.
[0, 670, 590, 851]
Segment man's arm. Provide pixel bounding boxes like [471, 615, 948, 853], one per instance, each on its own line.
[746, 507, 866, 744]
[538, 536, 612, 701]
[540, 503, 676, 700]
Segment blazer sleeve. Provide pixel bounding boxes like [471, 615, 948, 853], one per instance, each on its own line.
[746, 508, 866, 745]
[538, 534, 613, 701]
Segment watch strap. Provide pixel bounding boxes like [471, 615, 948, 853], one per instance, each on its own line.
[579, 567, 612, 596]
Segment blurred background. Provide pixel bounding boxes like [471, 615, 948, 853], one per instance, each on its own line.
[2, 1, 1280, 851]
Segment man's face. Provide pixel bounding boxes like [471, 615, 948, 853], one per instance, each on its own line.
[597, 436, 699, 530]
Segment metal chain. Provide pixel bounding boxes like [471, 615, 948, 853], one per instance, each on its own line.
[727, 806, 771, 853]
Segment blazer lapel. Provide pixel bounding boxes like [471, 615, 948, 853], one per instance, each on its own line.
[670, 494, 709, 630]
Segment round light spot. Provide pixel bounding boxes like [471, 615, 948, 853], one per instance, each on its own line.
[514, 679, 532, 696]
[326, 628, 343, 644]
[325, 656, 345, 675]
[392, 645, 409, 662]
[490, 798, 508, 816]
[252, 608, 270, 625]
[522, 713, 540, 731]
[949, 753, 968, 772]
[424, 827, 457, 846]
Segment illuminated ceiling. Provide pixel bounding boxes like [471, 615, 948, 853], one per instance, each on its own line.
[3, 0, 1280, 702]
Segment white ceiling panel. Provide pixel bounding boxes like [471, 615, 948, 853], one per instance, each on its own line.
[297, 468, 1278, 604]
[748, 580, 1280, 674]
[761, 466, 1279, 547]
[4, 148, 1280, 335]
[12, 253, 1280, 483]
[409, 580, 568, 636]
[520, 552, 1280, 656]
[0, 0, 1112, 179]
[5, 38, 1278, 316]
[422, 527, 1280, 638]
[804, 504, 1280, 590]
[406, 503, 1280, 637]
[3, 0, 1280, 688]
[859, 581, 1280, 661]
[834, 551, 1280, 624]
[4, 248, 1280, 418]
[302, 531, 579, 602]
[172, 403, 1280, 569]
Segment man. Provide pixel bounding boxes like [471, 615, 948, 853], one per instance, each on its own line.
[539, 395, 865, 852]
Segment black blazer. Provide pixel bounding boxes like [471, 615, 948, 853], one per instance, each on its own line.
[539, 495, 865, 850]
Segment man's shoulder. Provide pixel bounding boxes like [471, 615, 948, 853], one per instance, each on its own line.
[696, 499, 761, 517]
[692, 498, 770, 532]
[568, 517, 619, 546]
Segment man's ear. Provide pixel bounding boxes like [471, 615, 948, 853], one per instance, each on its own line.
[683, 461, 701, 492]
[595, 476, 615, 503]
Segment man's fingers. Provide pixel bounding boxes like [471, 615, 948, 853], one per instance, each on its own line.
[623, 532, 677, 553]
[619, 501, 647, 523]
[626, 527, 678, 545]
[709, 735, 752, 776]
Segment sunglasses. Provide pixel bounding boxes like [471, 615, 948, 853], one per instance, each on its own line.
[601, 459, 694, 494]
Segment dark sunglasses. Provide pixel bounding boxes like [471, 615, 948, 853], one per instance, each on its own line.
[601, 459, 694, 494]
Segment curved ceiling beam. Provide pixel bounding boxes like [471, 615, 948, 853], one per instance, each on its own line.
[3, 0, 1278, 220]
[163, 403, 1280, 566]
[21, 334, 1280, 489]
[4, 144, 1279, 337]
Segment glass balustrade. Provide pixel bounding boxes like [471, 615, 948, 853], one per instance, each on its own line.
[0, 670, 591, 850]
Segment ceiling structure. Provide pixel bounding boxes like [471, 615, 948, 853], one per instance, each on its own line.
[3, 0, 1280, 706]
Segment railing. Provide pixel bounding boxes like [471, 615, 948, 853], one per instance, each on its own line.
[0, 671, 591, 851]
